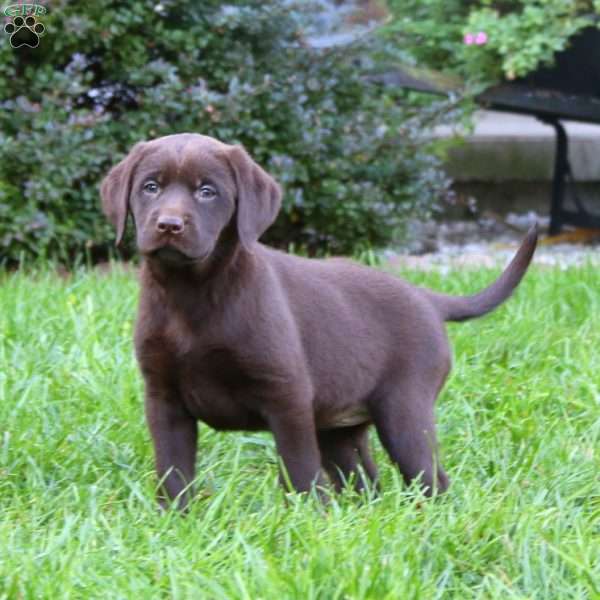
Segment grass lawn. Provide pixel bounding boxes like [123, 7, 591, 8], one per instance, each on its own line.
[0, 261, 598, 599]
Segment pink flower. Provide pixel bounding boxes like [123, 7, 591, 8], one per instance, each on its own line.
[463, 33, 475, 45]
[475, 31, 488, 45]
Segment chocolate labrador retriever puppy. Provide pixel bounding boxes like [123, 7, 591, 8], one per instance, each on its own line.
[101, 133, 537, 508]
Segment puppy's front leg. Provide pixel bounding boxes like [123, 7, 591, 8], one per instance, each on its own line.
[267, 408, 325, 494]
[145, 385, 197, 510]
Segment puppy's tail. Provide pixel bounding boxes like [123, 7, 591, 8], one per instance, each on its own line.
[426, 224, 538, 322]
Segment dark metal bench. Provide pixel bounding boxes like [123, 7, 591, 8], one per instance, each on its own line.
[381, 26, 600, 234]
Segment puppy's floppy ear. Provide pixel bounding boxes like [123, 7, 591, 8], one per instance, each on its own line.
[100, 142, 147, 246]
[226, 144, 282, 250]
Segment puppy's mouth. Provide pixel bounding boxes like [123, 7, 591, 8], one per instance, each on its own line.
[148, 245, 203, 265]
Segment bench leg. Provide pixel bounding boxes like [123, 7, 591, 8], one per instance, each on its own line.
[544, 118, 568, 235]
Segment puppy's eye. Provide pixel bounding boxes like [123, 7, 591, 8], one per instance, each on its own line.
[143, 181, 160, 194]
[197, 185, 216, 201]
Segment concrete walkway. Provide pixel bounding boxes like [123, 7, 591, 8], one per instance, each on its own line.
[435, 110, 600, 215]
[441, 110, 600, 182]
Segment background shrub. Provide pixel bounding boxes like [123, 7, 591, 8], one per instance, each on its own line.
[384, 0, 599, 86]
[0, 0, 451, 265]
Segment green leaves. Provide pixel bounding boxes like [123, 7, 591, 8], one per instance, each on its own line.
[385, 0, 599, 87]
[0, 0, 449, 265]
[464, 2, 592, 82]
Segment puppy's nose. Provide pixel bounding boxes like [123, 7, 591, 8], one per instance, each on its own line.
[156, 215, 184, 235]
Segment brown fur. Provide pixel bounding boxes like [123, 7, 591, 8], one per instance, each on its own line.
[100, 133, 538, 508]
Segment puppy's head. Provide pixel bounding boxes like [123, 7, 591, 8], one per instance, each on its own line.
[100, 133, 281, 265]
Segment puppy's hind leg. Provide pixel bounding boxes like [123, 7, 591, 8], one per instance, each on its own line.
[368, 376, 449, 497]
[318, 425, 379, 493]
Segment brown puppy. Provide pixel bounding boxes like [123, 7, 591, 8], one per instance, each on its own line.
[101, 133, 537, 508]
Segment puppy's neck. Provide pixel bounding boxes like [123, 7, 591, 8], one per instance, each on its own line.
[141, 229, 254, 307]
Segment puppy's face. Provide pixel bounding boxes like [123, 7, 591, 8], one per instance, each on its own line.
[128, 135, 235, 264]
[101, 134, 282, 266]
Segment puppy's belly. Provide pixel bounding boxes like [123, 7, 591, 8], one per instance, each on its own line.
[317, 405, 371, 430]
[181, 384, 266, 431]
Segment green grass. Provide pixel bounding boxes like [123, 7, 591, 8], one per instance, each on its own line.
[0, 262, 599, 599]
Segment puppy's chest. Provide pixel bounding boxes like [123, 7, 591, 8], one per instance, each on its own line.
[180, 345, 268, 429]
[139, 322, 266, 430]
